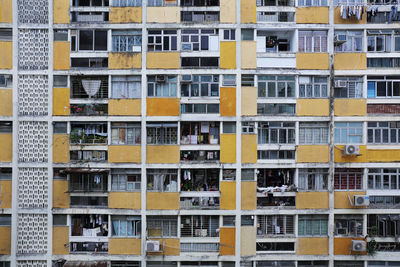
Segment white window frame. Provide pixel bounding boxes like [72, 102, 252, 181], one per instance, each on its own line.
[298, 31, 328, 53]
[299, 76, 328, 98]
[334, 122, 363, 144]
[299, 122, 329, 145]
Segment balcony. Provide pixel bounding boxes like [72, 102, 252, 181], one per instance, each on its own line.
[71, 12, 109, 23]
[180, 122, 220, 145]
[180, 150, 220, 162]
[181, 11, 219, 23]
[70, 196, 108, 208]
[257, 195, 296, 208]
[180, 194, 220, 209]
[70, 123, 108, 145]
[69, 172, 108, 193]
[70, 241, 108, 253]
[181, 169, 219, 192]
[71, 76, 108, 99]
[70, 150, 108, 162]
[181, 215, 219, 237]
[256, 215, 295, 237]
[70, 103, 108, 116]
[71, 214, 108, 237]
[257, 12, 295, 22]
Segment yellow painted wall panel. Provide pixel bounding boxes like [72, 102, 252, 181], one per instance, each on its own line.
[0, 226, 11, 255]
[147, 7, 180, 23]
[147, 52, 180, 69]
[334, 99, 366, 116]
[146, 192, 179, 210]
[53, 226, 69, 255]
[241, 86, 257, 116]
[0, 0, 12, 23]
[110, 7, 142, 23]
[109, 145, 141, 163]
[241, 0, 256, 23]
[220, 42, 236, 69]
[334, 145, 367, 163]
[241, 181, 256, 210]
[109, 192, 141, 210]
[296, 7, 329, 24]
[241, 134, 257, 163]
[334, 238, 366, 255]
[297, 145, 329, 163]
[220, 0, 236, 23]
[220, 181, 236, 210]
[0, 42, 12, 69]
[296, 53, 329, 70]
[109, 99, 141, 116]
[146, 98, 180, 116]
[53, 88, 70, 116]
[334, 53, 366, 70]
[147, 238, 180, 255]
[220, 134, 236, 163]
[53, 42, 70, 70]
[220, 227, 235, 255]
[240, 226, 256, 256]
[53, 0, 70, 23]
[334, 7, 366, 24]
[241, 41, 256, 69]
[220, 87, 236, 116]
[53, 180, 69, 209]
[334, 191, 366, 209]
[0, 134, 12, 162]
[53, 134, 69, 163]
[296, 192, 329, 209]
[109, 238, 141, 255]
[0, 90, 12, 116]
[368, 149, 400, 162]
[297, 99, 329, 116]
[109, 52, 141, 69]
[297, 237, 329, 255]
[146, 145, 180, 164]
[0, 180, 11, 209]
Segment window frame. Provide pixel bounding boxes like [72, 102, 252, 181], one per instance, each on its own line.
[298, 30, 328, 53]
[258, 122, 295, 144]
[299, 122, 329, 145]
[298, 215, 328, 237]
[147, 169, 178, 192]
[299, 76, 328, 98]
[111, 215, 141, 237]
[334, 122, 363, 144]
[147, 30, 177, 52]
[147, 75, 177, 97]
[258, 75, 296, 98]
[111, 123, 141, 145]
[112, 30, 142, 52]
[334, 30, 363, 53]
[298, 169, 328, 191]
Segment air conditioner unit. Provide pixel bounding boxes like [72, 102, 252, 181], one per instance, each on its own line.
[156, 75, 166, 83]
[351, 240, 366, 252]
[132, 46, 141, 52]
[344, 145, 360, 156]
[181, 75, 192, 83]
[336, 228, 348, 235]
[146, 240, 160, 252]
[354, 195, 370, 206]
[334, 80, 347, 88]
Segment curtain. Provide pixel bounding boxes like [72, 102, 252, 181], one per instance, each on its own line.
[82, 80, 101, 97]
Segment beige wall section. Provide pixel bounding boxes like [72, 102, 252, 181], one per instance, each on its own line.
[297, 99, 329, 116]
[109, 99, 141, 116]
[0, 42, 12, 69]
[334, 99, 366, 116]
[53, 180, 69, 209]
[0, 89, 12, 116]
[297, 237, 329, 255]
[334, 7, 366, 24]
[53, 134, 69, 163]
[0, 134, 12, 162]
[220, 42, 236, 69]
[334, 53, 366, 70]
[109, 238, 141, 255]
[110, 7, 142, 23]
[241, 0, 256, 23]
[296, 7, 329, 24]
[0, 180, 11, 209]
[0, 226, 11, 255]
[0, 0, 12, 23]
[296, 53, 329, 70]
[241, 181, 256, 210]
[147, 98, 180, 116]
[296, 192, 329, 209]
[53, 0, 70, 23]
[241, 86, 257, 116]
[109, 145, 141, 163]
[53, 88, 70, 116]
[147, 238, 180, 255]
[241, 41, 257, 69]
[53, 42, 70, 70]
[147, 7, 180, 23]
[334, 191, 366, 209]
[147, 52, 180, 69]
[109, 192, 141, 210]
[146, 145, 180, 163]
[220, 181, 236, 210]
[109, 53, 142, 69]
[53, 226, 69, 255]
[220, 134, 236, 163]
[240, 226, 256, 256]
[220, 87, 236, 116]
[297, 145, 329, 163]
[220, 0, 236, 23]
[241, 134, 257, 163]
[146, 192, 179, 210]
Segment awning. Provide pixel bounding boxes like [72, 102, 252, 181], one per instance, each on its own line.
[63, 261, 107, 267]
[62, 169, 110, 174]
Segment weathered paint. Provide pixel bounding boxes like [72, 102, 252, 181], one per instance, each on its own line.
[0, 42, 12, 69]
[109, 238, 141, 255]
[53, 0, 69, 24]
[220, 87, 236, 116]
[110, 7, 142, 23]
[146, 98, 180, 116]
[241, 134, 257, 163]
[297, 237, 329, 255]
[220, 42, 236, 69]
[52, 226, 69, 255]
[53, 42, 70, 70]
[334, 237, 366, 255]
[146, 145, 180, 164]
[241, 86, 257, 116]
[334, 191, 366, 209]
[297, 99, 329, 116]
[220, 181, 236, 210]
[334, 53, 367, 70]
[0, 134, 12, 162]
[241, 181, 256, 210]
[334, 7, 366, 24]
[53, 134, 69, 163]
[334, 99, 366, 116]
[146, 238, 180, 255]
[240, 226, 256, 256]
[53, 180, 69, 209]
[0, 89, 12, 116]
[220, 227, 235, 255]
[146, 192, 180, 210]
[296, 53, 329, 70]
[220, 134, 236, 163]
[146, 52, 180, 69]
[241, 0, 256, 23]
[335, 145, 400, 163]
[297, 145, 329, 163]
[220, 0, 236, 23]
[241, 41, 257, 69]
[109, 192, 141, 210]
[296, 7, 329, 24]
[334, 145, 367, 163]
[53, 88, 70, 116]
[296, 192, 329, 210]
[0, 0, 12, 23]
[147, 7, 180, 23]
[109, 53, 142, 69]
[0, 180, 11, 209]
[109, 145, 141, 163]
[109, 99, 141, 116]
[0, 226, 11, 255]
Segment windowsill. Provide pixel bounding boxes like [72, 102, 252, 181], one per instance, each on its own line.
[110, 236, 141, 239]
[257, 52, 296, 57]
[110, 190, 141, 193]
[109, 144, 141, 146]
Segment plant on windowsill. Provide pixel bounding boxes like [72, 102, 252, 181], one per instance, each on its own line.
[367, 237, 377, 256]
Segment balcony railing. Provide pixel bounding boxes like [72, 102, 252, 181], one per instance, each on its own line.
[180, 150, 220, 162]
[70, 104, 108, 116]
[70, 196, 108, 208]
[180, 196, 220, 209]
[70, 242, 108, 253]
[257, 12, 295, 22]
[70, 133, 108, 145]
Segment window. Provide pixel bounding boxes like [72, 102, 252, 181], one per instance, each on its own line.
[53, 215, 67, 226]
[256, 242, 295, 252]
[242, 169, 255, 181]
[335, 31, 363, 52]
[147, 216, 177, 237]
[298, 0, 327, 6]
[298, 215, 328, 236]
[256, 261, 295, 267]
[257, 104, 296, 115]
[223, 216, 235, 226]
[181, 29, 219, 51]
[111, 76, 141, 98]
[148, 0, 177, 6]
[70, 150, 107, 161]
[111, 169, 141, 191]
[369, 196, 400, 208]
[241, 215, 254, 226]
[368, 122, 400, 144]
[367, 76, 400, 98]
[112, 216, 141, 237]
[257, 31, 293, 53]
[0, 29, 12, 41]
[223, 29, 235, 40]
[54, 76, 67, 87]
[181, 11, 219, 22]
[0, 168, 12, 180]
[147, 169, 178, 192]
[257, 215, 294, 236]
[222, 74, 236, 86]
[299, 122, 329, 144]
[71, 30, 108, 51]
[111, 262, 140, 267]
[334, 168, 363, 190]
[147, 123, 178, 144]
[256, 0, 294, 6]
[335, 215, 363, 236]
[112, 0, 142, 6]
[368, 214, 400, 237]
[112, 30, 141, 52]
[53, 122, 67, 134]
[181, 0, 219, 6]
[70, 123, 107, 144]
[367, 30, 400, 53]
[181, 57, 219, 68]
[71, 11, 109, 23]
[334, 262, 364, 267]
[71, 58, 108, 68]
[111, 123, 141, 145]
[368, 58, 400, 68]
[180, 122, 220, 145]
[73, 0, 109, 6]
[368, 169, 400, 190]
[334, 77, 363, 98]
[0, 215, 11, 226]
[299, 76, 328, 98]
[181, 103, 219, 114]
[257, 11, 295, 22]
[241, 29, 254, 41]
[258, 122, 295, 144]
[334, 122, 363, 144]
[147, 75, 177, 97]
[368, 262, 400, 267]
[242, 75, 255, 86]
[298, 169, 328, 191]
[298, 262, 328, 267]
[242, 122, 255, 134]
[148, 30, 177, 51]
[69, 172, 108, 192]
[0, 75, 12, 88]
[257, 150, 295, 160]
[181, 75, 219, 97]
[0, 262, 10, 267]
[298, 31, 327, 52]
[258, 75, 295, 98]
[181, 215, 219, 237]
[223, 122, 236, 134]
[0, 122, 11, 133]
[54, 30, 68, 41]
[70, 76, 108, 99]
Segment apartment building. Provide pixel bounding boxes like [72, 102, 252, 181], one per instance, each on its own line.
[0, 0, 400, 266]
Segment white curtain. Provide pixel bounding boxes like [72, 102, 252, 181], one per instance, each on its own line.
[82, 80, 101, 97]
